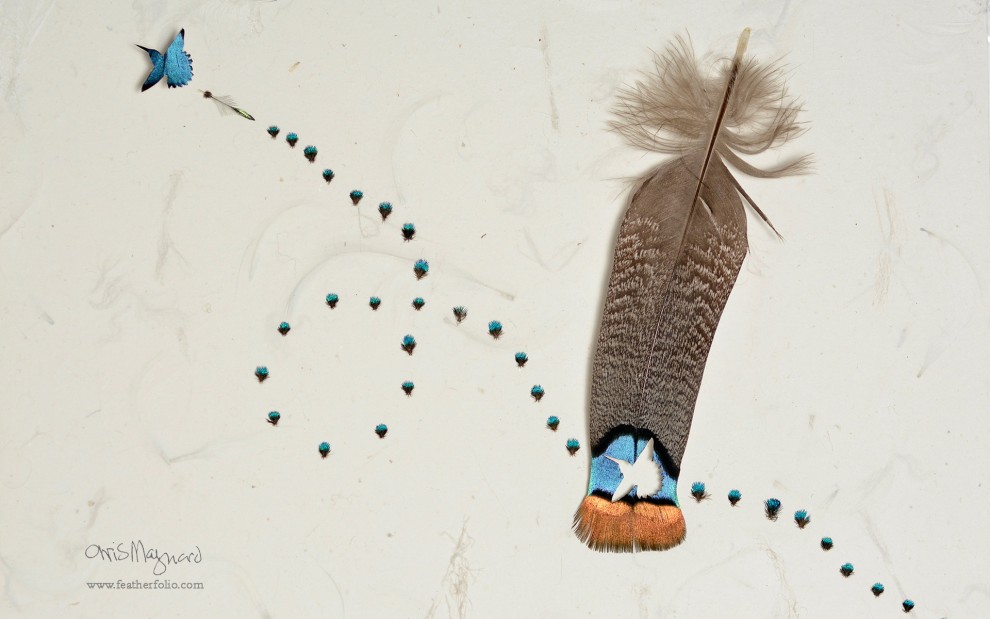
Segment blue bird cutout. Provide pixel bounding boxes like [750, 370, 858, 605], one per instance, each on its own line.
[137, 29, 193, 91]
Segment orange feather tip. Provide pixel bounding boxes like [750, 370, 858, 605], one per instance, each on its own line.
[573, 495, 634, 552]
[632, 501, 686, 551]
[573, 495, 686, 552]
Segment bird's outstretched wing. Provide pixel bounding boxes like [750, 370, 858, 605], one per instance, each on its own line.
[163, 29, 193, 88]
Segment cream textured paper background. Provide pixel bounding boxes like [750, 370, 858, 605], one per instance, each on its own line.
[1, 1, 987, 617]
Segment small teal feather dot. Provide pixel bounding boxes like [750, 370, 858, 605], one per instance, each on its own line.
[531, 384, 545, 400]
[255, 366, 269, 381]
[902, 599, 915, 612]
[278, 321, 291, 335]
[350, 190, 363, 204]
[547, 415, 559, 429]
[566, 438, 580, 453]
[369, 296, 381, 310]
[303, 145, 318, 162]
[375, 424, 388, 438]
[728, 489, 742, 504]
[690, 482, 707, 500]
[412, 297, 425, 310]
[401, 223, 416, 241]
[322, 169, 335, 182]
[413, 259, 429, 278]
[325, 293, 339, 308]
[488, 320, 503, 338]
[515, 351, 528, 366]
[401, 381, 415, 394]
[840, 563, 854, 577]
[267, 125, 280, 138]
[401, 334, 417, 354]
[267, 411, 280, 425]
[286, 132, 298, 146]
[764, 498, 782, 520]
[453, 306, 467, 322]
[378, 202, 393, 220]
[821, 536, 833, 550]
[794, 509, 810, 528]
[871, 583, 884, 596]
[318, 441, 330, 457]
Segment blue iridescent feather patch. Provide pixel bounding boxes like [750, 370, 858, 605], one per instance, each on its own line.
[137, 29, 193, 91]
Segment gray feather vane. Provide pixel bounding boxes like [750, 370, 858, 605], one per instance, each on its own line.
[589, 29, 811, 475]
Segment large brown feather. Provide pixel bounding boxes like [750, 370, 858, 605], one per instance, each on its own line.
[589, 152, 746, 474]
[577, 29, 810, 552]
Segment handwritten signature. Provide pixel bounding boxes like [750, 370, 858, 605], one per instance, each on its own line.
[84, 541, 202, 576]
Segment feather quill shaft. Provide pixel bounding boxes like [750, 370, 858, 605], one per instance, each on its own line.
[634, 29, 750, 423]
[690, 28, 749, 215]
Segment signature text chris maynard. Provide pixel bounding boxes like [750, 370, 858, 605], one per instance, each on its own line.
[85, 540, 203, 576]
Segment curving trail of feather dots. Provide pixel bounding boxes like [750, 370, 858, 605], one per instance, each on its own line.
[134, 26, 916, 614]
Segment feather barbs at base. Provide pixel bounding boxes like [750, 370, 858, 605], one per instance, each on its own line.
[610, 33, 812, 181]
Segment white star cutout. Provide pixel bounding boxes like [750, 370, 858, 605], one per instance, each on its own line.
[605, 438, 664, 501]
